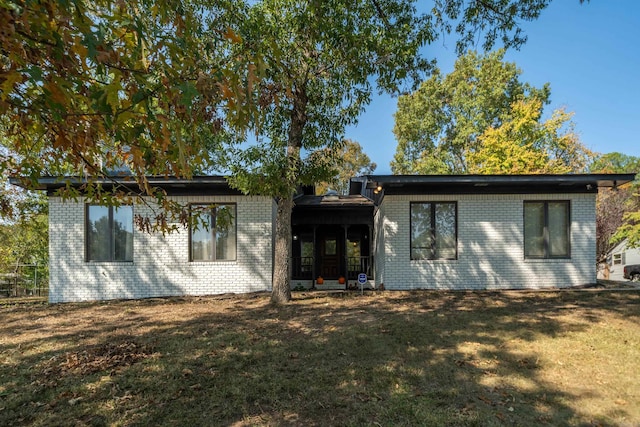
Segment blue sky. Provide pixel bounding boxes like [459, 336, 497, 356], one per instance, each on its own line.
[345, 1, 640, 174]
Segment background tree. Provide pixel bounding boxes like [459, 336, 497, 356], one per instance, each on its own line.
[613, 199, 640, 249]
[590, 152, 640, 174]
[595, 186, 632, 276]
[589, 153, 640, 270]
[314, 140, 377, 196]
[466, 98, 592, 173]
[0, 191, 48, 291]
[391, 49, 551, 174]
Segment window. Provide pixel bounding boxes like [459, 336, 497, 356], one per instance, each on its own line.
[324, 238, 337, 256]
[348, 239, 362, 275]
[524, 201, 570, 259]
[410, 202, 457, 260]
[613, 253, 623, 265]
[86, 205, 134, 262]
[190, 204, 236, 261]
[301, 239, 313, 274]
[347, 239, 361, 260]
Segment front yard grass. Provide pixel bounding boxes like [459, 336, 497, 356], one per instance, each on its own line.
[1, 290, 639, 426]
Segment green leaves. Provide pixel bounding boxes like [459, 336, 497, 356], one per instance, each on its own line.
[0, 190, 48, 282]
[431, 0, 552, 54]
[613, 206, 640, 248]
[467, 99, 592, 174]
[178, 81, 199, 111]
[313, 139, 377, 195]
[593, 153, 640, 250]
[392, 49, 553, 174]
[226, 0, 439, 196]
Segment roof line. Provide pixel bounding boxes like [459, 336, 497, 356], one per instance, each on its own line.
[361, 173, 637, 187]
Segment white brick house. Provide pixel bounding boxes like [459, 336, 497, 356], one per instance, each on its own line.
[17, 173, 635, 302]
[373, 193, 595, 290]
[356, 174, 634, 291]
[25, 177, 274, 302]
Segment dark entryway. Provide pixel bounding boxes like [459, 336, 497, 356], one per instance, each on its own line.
[291, 191, 374, 284]
[319, 230, 340, 278]
[291, 224, 371, 281]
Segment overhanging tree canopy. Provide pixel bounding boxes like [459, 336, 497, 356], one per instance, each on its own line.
[1, 0, 261, 224]
[221, 1, 558, 303]
[2, 0, 562, 303]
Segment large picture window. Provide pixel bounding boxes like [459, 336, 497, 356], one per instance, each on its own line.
[524, 201, 570, 259]
[190, 204, 236, 261]
[86, 205, 134, 262]
[410, 202, 457, 260]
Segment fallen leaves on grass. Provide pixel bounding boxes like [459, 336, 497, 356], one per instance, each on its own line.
[39, 341, 153, 379]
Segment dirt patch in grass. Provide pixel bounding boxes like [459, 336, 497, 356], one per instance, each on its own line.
[1, 290, 639, 426]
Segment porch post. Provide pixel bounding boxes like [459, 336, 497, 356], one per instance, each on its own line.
[368, 225, 373, 281]
[312, 225, 317, 290]
[343, 225, 348, 288]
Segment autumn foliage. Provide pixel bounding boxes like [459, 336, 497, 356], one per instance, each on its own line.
[1, 0, 261, 222]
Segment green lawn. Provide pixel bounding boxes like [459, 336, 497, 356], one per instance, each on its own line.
[1, 290, 639, 426]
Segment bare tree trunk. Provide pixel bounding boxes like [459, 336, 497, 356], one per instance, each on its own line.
[271, 195, 293, 303]
[270, 84, 307, 304]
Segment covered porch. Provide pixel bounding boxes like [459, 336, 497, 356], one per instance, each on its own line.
[291, 192, 374, 289]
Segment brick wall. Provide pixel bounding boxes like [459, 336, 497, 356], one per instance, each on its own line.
[48, 191, 598, 300]
[377, 193, 596, 290]
[48, 195, 274, 302]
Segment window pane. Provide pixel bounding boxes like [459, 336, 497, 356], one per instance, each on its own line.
[412, 248, 431, 261]
[347, 239, 362, 273]
[192, 210, 213, 261]
[524, 203, 545, 257]
[87, 205, 110, 261]
[113, 206, 133, 261]
[191, 204, 236, 261]
[548, 202, 569, 257]
[301, 240, 313, 273]
[411, 203, 432, 260]
[435, 203, 456, 259]
[301, 240, 314, 258]
[411, 204, 431, 243]
[324, 239, 337, 255]
[347, 239, 361, 259]
[215, 205, 236, 260]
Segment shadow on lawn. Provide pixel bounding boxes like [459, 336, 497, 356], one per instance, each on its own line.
[1, 291, 639, 426]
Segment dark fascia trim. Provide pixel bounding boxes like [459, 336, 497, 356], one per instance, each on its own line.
[12, 173, 637, 197]
[294, 204, 375, 212]
[9, 175, 242, 195]
[361, 173, 637, 194]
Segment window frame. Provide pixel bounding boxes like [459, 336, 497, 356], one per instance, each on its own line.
[189, 203, 237, 262]
[85, 204, 134, 263]
[523, 200, 571, 260]
[410, 201, 458, 261]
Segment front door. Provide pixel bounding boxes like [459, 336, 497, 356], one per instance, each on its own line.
[320, 233, 341, 278]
